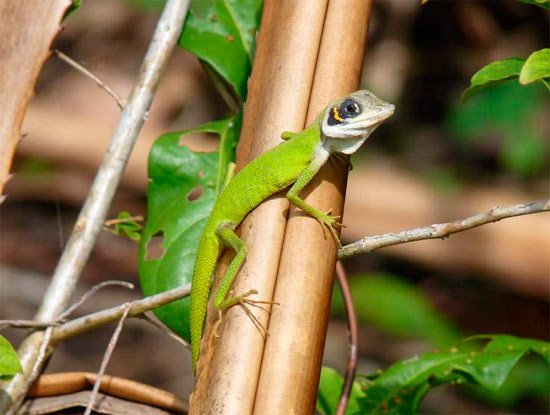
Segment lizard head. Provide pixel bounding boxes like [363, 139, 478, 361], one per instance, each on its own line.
[320, 90, 394, 155]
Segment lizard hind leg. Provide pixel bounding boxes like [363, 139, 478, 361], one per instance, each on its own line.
[213, 223, 278, 338]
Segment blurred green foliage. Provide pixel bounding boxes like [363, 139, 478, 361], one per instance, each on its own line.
[330, 273, 550, 411]
[317, 334, 549, 415]
[332, 273, 461, 347]
[517, 0, 550, 9]
[356, 335, 549, 415]
[448, 81, 547, 178]
[317, 367, 364, 415]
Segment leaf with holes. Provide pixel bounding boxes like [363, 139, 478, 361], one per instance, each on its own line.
[138, 116, 240, 341]
[179, 0, 263, 100]
[357, 335, 550, 415]
[0, 335, 22, 381]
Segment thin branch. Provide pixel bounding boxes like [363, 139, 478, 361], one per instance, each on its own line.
[335, 261, 358, 415]
[0, 2, 191, 413]
[0, 281, 133, 331]
[0, 320, 59, 330]
[104, 215, 144, 226]
[51, 284, 191, 343]
[54, 50, 126, 109]
[139, 312, 191, 350]
[8, 328, 54, 415]
[339, 200, 549, 260]
[61, 280, 134, 319]
[84, 303, 131, 415]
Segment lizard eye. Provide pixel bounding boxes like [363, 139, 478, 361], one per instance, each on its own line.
[340, 99, 361, 118]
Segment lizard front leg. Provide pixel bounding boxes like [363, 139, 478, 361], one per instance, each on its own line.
[286, 154, 343, 247]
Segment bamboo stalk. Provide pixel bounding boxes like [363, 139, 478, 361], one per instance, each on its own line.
[189, 1, 329, 414]
[253, 1, 373, 414]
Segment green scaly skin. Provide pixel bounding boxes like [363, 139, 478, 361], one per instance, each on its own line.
[189, 90, 394, 372]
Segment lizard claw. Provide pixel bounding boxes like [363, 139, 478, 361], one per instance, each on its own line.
[317, 209, 344, 248]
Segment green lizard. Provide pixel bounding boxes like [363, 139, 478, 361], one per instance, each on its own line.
[189, 90, 394, 371]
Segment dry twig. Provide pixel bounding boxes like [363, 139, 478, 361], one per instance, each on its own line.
[139, 312, 191, 350]
[61, 280, 134, 319]
[54, 50, 126, 109]
[339, 200, 549, 259]
[84, 304, 131, 415]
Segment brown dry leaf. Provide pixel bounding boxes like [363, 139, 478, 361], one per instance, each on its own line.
[28, 372, 187, 414]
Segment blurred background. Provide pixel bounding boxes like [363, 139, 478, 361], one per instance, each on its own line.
[0, 0, 548, 413]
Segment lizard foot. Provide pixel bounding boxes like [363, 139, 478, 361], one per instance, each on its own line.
[317, 209, 345, 248]
[218, 289, 279, 339]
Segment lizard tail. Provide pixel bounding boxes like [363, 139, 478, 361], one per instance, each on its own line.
[189, 234, 219, 372]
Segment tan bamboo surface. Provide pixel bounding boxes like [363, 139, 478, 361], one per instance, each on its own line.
[0, 0, 72, 197]
[189, 1, 329, 413]
[253, 1, 373, 414]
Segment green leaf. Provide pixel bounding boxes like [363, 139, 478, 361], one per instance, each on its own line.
[357, 335, 550, 415]
[0, 335, 22, 381]
[461, 58, 525, 102]
[520, 48, 550, 87]
[108, 211, 143, 242]
[317, 367, 365, 415]
[179, 0, 263, 101]
[138, 116, 240, 341]
[516, 0, 550, 9]
[333, 274, 460, 347]
[466, 358, 550, 407]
